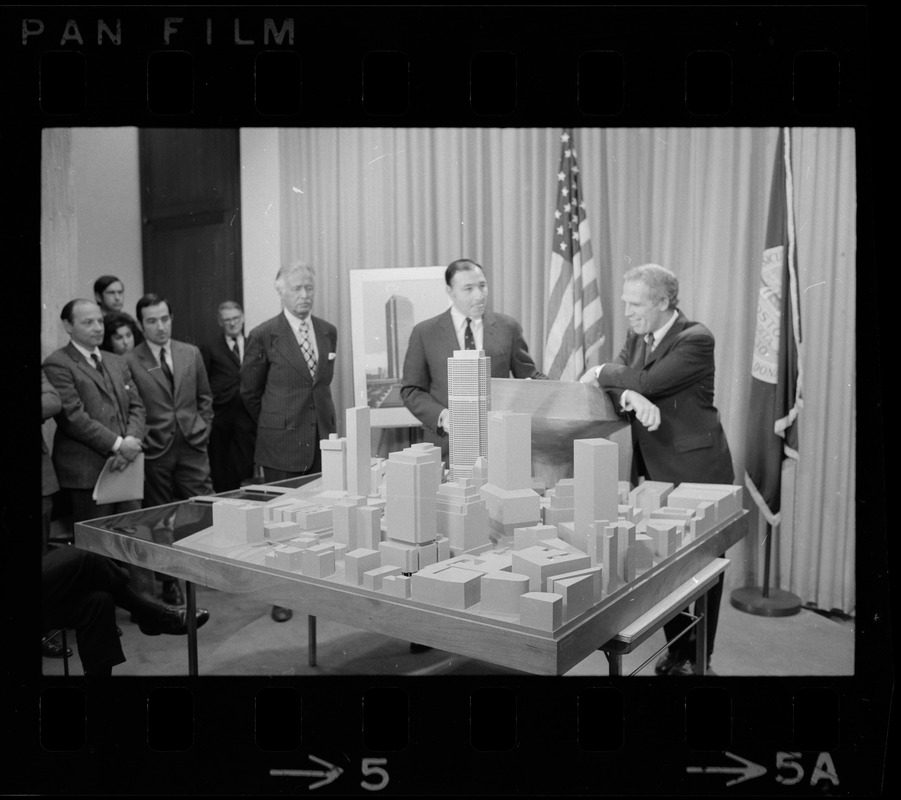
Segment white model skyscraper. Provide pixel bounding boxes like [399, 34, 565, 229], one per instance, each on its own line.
[447, 349, 490, 483]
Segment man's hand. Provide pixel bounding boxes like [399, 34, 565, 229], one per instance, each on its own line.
[118, 435, 143, 462]
[622, 391, 661, 431]
[437, 409, 449, 434]
[579, 366, 601, 384]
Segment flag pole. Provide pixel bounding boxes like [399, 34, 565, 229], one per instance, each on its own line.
[730, 520, 801, 616]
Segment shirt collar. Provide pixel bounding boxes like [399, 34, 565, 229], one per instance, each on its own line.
[450, 305, 482, 332]
[283, 308, 312, 332]
[651, 310, 679, 345]
[71, 340, 101, 362]
[146, 339, 169, 361]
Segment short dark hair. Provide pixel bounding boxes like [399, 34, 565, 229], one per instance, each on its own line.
[101, 312, 142, 352]
[445, 259, 483, 286]
[60, 298, 96, 323]
[93, 275, 123, 296]
[135, 293, 170, 324]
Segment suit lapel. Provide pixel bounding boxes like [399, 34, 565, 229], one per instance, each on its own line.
[482, 311, 498, 356]
[274, 313, 312, 381]
[438, 309, 460, 355]
[310, 316, 329, 385]
[137, 342, 173, 397]
[645, 311, 688, 367]
[66, 342, 110, 397]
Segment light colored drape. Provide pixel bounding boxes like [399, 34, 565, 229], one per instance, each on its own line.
[278, 126, 855, 614]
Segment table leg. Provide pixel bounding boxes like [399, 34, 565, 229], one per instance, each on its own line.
[605, 651, 622, 676]
[308, 615, 317, 667]
[186, 580, 198, 677]
[695, 591, 708, 676]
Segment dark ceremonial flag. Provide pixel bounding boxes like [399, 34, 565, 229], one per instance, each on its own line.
[745, 127, 803, 526]
[543, 128, 603, 380]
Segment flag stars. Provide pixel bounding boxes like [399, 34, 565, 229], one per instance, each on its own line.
[562, 187, 569, 197]
[559, 241, 567, 252]
[564, 202, 571, 212]
[554, 210, 562, 219]
[561, 132, 570, 143]
[557, 171, 566, 181]
[557, 225, 564, 236]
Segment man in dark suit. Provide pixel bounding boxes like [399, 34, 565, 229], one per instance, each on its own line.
[43, 299, 146, 526]
[582, 263, 734, 675]
[401, 258, 545, 457]
[201, 301, 256, 492]
[127, 293, 214, 605]
[241, 261, 338, 623]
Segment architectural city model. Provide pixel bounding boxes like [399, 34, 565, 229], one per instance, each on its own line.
[178, 349, 744, 633]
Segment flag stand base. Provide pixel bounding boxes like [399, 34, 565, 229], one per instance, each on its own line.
[730, 586, 801, 617]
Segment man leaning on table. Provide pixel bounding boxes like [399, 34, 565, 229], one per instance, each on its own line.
[580, 263, 734, 676]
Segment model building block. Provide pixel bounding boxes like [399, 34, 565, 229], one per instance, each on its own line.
[436, 535, 450, 561]
[363, 564, 403, 591]
[271, 544, 305, 571]
[384, 447, 439, 545]
[379, 539, 421, 573]
[344, 548, 382, 585]
[331, 495, 366, 544]
[288, 503, 333, 530]
[381, 574, 412, 598]
[447, 349, 491, 483]
[480, 483, 541, 540]
[586, 519, 614, 565]
[487, 411, 532, 490]
[617, 481, 632, 504]
[480, 571, 530, 614]
[436, 478, 490, 555]
[550, 573, 595, 622]
[513, 524, 558, 551]
[301, 543, 336, 578]
[346, 406, 372, 498]
[674, 483, 743, 522]
[519, 592, 563, 631]
[652, 507, 697, 540]
[628, 480, 674, 515]
[410, 442, 444, 497]
[600, 529, 624, 595]
[285, 534, 318, 550]
[645, 519, 682, 559]
[544, 478, 575, 527]
[320, 433, 348, 492]
[574, 439, 619, 542]
[411, 565, 482, 610]
[471, 457, 489, 489]
[511, 545, 591, 592]
[212, 499, 265, 545]
[350, 504, 382, 550]
[263, 520, 303, 541]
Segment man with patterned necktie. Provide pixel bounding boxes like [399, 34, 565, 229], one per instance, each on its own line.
[241, 261, 338, 623]
[201, 301, 257, 493]
[127, 293, 214, 606]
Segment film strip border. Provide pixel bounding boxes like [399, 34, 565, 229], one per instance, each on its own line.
[7, 6, 869, 124]
[31, 679, 883, 794]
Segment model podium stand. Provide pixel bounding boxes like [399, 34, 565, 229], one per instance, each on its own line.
[490, 378, 632, 487]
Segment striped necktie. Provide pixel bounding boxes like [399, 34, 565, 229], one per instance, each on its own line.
[297, 320, 317, 375]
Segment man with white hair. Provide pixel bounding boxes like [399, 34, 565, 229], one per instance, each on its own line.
[241, 262, 338, 623]
[582, 263, 734, 675]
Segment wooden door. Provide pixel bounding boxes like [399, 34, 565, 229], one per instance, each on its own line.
[139, 129, 242, 347]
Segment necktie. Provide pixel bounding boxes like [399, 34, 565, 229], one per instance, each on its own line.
[159, 347, 175, 390]
[229, 337, 241, 365]
[298, 320, 317, 375]
[642, 334, 654, 365]
[91, 353, 116, 396]
[464, 318, 475, 350]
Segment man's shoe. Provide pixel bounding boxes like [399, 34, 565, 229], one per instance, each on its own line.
[271, 606, 293, 623]
[42, 635, 73, 659]
[654, 650, 680, 675]
[137, 606, 210, 636]
[667, 658, 697, 677]
[161, 580, 184, 606]
[409, 643, 432, 654]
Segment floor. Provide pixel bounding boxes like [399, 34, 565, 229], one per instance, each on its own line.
[42, 582, 855, 678]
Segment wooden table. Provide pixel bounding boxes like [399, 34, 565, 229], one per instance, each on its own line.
[74, 492, 748, 676]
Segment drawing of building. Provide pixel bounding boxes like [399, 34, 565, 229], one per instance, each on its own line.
[385, 294, 415, 378]
[447, 349, 490, 483]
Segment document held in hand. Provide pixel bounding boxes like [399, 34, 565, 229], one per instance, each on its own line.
[92, 453, 145, 504]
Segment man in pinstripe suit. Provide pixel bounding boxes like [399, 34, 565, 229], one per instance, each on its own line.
[241, 261, 338, 623]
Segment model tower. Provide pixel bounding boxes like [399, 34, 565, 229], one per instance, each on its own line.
[447, 349, 491, 483]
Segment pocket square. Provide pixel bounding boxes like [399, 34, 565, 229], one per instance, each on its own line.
[328, 352, 336, 361]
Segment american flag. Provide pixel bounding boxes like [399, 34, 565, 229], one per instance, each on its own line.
[543, 129, 604, 381]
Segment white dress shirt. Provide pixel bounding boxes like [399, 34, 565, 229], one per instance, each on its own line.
[283, 309, 319, 364]
[450, 306, 484, 351]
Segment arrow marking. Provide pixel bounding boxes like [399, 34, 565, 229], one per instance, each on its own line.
[686, 751, 767, 786]
[271, 755, 344, 790]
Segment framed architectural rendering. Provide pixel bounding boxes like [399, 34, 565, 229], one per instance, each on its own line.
[349, 266, 450, 427]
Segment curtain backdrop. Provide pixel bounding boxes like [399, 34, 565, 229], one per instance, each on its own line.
[277, 127, 856, 614]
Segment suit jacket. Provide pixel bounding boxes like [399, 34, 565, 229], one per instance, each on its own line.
[41, 370, 62, 496]
[126, 339, 213, 459]
[241, 312, 337, 473]
[597, 310, 734, 485]
[43, 343, 145, 489]
[400, 308, 545, 439]
[201, 334, 250, 421]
